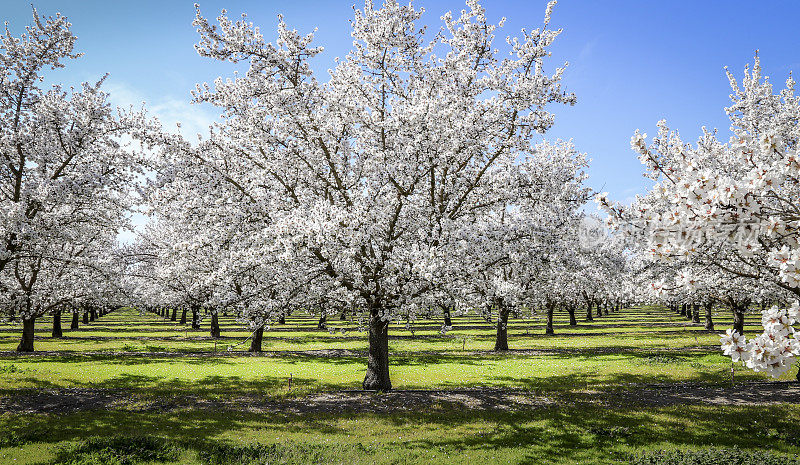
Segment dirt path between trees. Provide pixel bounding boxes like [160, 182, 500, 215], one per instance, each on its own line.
[1, 382, 798, 415]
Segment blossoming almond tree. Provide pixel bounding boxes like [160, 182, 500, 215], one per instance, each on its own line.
[173, 0, 576, 390]
[0, 9, 145, 351]
[599, 56, 800, 379]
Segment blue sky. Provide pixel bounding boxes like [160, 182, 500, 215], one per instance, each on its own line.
[5, 0, 800, 207]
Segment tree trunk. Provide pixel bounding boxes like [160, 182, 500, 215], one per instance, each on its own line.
[278, 314, 286, 325]
[70, 312, 79, 330]
[680, 303, 687, 317]
[363, 308, 391, 391]
[317, 314, 327, 330]
[249, 325, 264, 352]
[603, 303, 609, 316]
[17, 317, 35, 352]
[691, 303, 701, 324]
[89, 308, 96, 322]
[704, 302, 714, 330]
[180, 309, 187, 325]
[566, 305, 576, 326]
[171, 308, 177, 321]
[340, 309, 347, 320]
[210, 313, 220, 338]
[546, 303, 555, 334]
[191, 309, 200, 329]
[83, 312, 89, 324]
[443, 307, 452, 327]
[596, 300, 603, 317]
[585, 301, 594, 321]
[51, 310, 63, 338]
[494, 302, 509, 351]
[732, 306, 745, 335]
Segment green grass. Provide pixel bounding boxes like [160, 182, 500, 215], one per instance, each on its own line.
[1, 404, 799, 464]
[1, 305, 797, 464]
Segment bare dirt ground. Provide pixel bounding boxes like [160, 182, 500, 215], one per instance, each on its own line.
[1, 382, 798, 415]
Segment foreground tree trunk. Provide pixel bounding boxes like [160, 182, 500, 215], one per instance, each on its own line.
[17, 317, 35, 352]
[278, 314, 286, 325]
[70, 312, 79, 330]
[566, 304, 577, 326]
[82, 312, 89, 324]
[191, 308, 200, 330]
[317, 314, 327, 330]
[51, 310, 63, 338]
[596, 300, 603, 317]
[210, 313, 220, 338]
[546, 302, 556, 334]
[704, 301, 714, 330]
[363, 308, 391, 391]
[493, 301, 510, 351]
[89, 308, 96, 322]
[732, 306, 746, 335]
[585, 301, 593, 321]
[443, 306, 452, 327]
[171, 308, 177, 321]
[180, 309, 187, 325]
[249, 325, 264, 352]
[691, 303, 701, 324]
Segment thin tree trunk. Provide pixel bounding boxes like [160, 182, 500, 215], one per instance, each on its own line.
[363, 306, 391, 391]
[546, 302, 556, 334]
[89, 308, 96, 322]
[191, 309, 200, 329]
[317, 314, 327, 330]
[70, 312, 79, 330]
[596, 300, 603, 317]
[180, 309, 187, 325]
[704, 301, 714, 330]
[51, 310, 63, 338]
[171, 308, 177, 321]
[691, 303, 701, 324]
[210, 313, 220, 338]
[494, 301, 509, 351]
[585, 301, 594, 321]
[17, 317, 35, 352]
[603, 303, 609, 316]
[249, 325, 263, 352]
[83, 312, 89, 324]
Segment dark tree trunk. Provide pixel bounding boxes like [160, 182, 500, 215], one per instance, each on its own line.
[691, 303, 701, 324]
[494, 302, 509, 351]
[680, 303, 687, 317]
[596, 300, 603, 317]
[546, 303, 555, 334]
[567, 305, 577, 326]
[210, 313, 220, 338]
[603, 303, 609, 316]
[317, 314, 327, 330]
[17, 317, 35, 352]
[89, 308, 96, 322]
[443, 307, 452, 327]
[83, 312, 89, 324]
[180, 309, 187, 325]
[363, 308, 391, 391]
[249, 325, 263, 352]
[51, 310, 63, 338]
[70, 312, 79, 330]
[191, 309, 200, 329]
[340, 309, 347, 320]
[278, 314, 286, 325]
[171, 308, 177, 321]
[585, 301, 594, 321]
[704, 302, 714, 330]
[732, 307, 746, 335]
